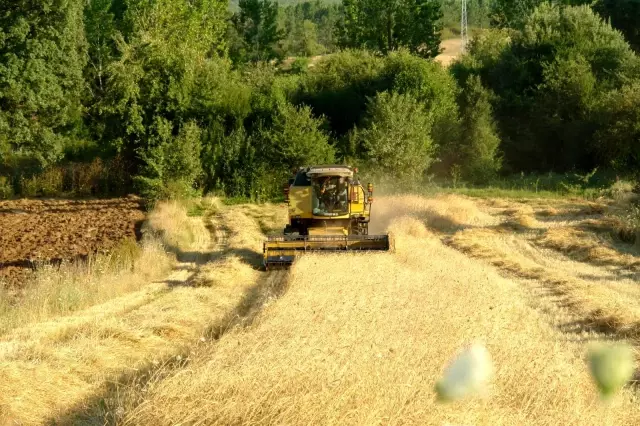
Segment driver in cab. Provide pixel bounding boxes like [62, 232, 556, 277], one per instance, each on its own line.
[313, 176, 348, 215]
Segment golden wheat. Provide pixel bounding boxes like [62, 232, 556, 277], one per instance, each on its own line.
[120, 196, 640, 426]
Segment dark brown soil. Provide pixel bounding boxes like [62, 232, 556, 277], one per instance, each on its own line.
[0, 197, 145, 288]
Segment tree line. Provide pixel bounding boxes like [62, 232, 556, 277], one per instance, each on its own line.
[1, 0, 639, 200]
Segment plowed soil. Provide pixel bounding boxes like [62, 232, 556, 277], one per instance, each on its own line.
[0, 197, 145, 288]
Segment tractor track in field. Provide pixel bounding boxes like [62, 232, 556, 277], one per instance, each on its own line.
[208, 268, 291, 341]
[0, 201, 296, 426]
[32, 208, 294, 426]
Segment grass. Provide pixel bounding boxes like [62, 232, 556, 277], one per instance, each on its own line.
[113, 195, 640, 425]
[374, 170, 635, 201]
[0, 237, 172, 335]
[145, 199, 215, 252]
[446, 187, 575, 200]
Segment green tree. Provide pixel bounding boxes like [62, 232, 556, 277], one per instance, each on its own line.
[95, 0, 229, 195]
[297, 49, 462, 162]
[260, 101, 335, 168]
[454, 4, 640, 173]
[296, 50, 388, 156]
[85, 0, 118, 98]
[593, 0, 640, 53]
[384, 51, 461, 159]
[592, 82, 640, 171]
[0, 0, 87, 166]
[455, 75, 502, 183]
[232, 0, 284, 62]
[351, 91, 436, 180]
[337, 0, 443, 58]
[489, 0, 544, 29]
[134, 119, 203, 200]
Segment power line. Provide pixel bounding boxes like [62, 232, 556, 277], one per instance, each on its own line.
[461, 0, 468, 52]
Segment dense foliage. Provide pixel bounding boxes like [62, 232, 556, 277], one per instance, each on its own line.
[337, 0, 443, 58]
[2, 0, 640, 201]
[0, 0, 87, 166]
[278, 1, 341, 57]
[453, 4, 640, 174]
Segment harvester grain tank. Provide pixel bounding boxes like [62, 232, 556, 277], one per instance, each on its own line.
[263, 165, 393, 270]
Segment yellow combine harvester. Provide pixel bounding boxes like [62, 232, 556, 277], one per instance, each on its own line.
[263, 165, 392, 270]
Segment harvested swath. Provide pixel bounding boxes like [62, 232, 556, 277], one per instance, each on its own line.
[120, 200, 640, 426]
[0, 201, 279, 425]
[536, 228, 640, 271]
[511, 213, 538, 229]
[536, 206, 560, 217]
[504, 212, 538, 230]
[447, 228, 640, 338]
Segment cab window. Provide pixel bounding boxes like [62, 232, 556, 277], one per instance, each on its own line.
[293, 172, 311, 186]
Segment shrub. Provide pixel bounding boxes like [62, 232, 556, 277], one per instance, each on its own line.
[456, 76, 502, 183]
[351, 91, 436, 181]
[38, 168, 65, 197]
[297, 50, 388, 152]
[68, 158, 105, 196]
[291, 57, 310, 74]
[592, 82, 640, 171]
[260, 101, 335, 168]
[0, 176, 13, 199]
[135, 120, 204, 201]
[19, 175, 39, 198]
[384, 50, 462, 159]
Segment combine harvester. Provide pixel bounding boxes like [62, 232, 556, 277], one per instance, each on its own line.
[263, 165, 393, 270]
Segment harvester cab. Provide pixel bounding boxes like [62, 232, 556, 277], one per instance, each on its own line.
[263, 165, 392, 270]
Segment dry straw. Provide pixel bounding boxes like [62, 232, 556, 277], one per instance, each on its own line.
[119, 195, 640, 425]
[0, 199, 277, 425]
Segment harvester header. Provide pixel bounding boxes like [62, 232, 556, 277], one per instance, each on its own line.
[263, 165, 392, 269]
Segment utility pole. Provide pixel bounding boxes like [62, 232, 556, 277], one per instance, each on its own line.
[461, 0, 468, 52]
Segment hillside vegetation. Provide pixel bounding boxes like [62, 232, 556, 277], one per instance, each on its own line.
[2, 0, 640, 202]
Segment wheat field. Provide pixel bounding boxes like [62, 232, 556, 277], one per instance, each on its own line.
[2, 194, 640, 425]
[116, 195, 640, 426]
[0, 199, 283, 425]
